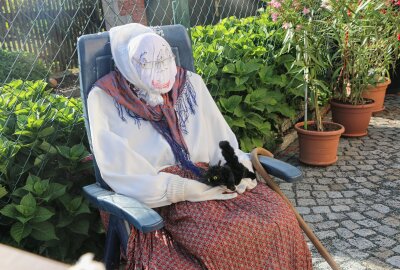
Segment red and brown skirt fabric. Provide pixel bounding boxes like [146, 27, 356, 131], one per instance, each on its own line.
[125, 164, 312, 270]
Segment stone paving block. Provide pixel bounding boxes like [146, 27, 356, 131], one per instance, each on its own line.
[296, 206, 311, 215]
[355, 165, 375, 171]
[371, 204, 392, 214]
[336, 227, 355, 238]
[331, 205, 350, 212]
[317, 178, 332, 185]
[303, 214, 324, 223]
[317, 221, 339, 230]
[345, 248, 369, 259]
[375, 225, 399, 236]
[386, 199, 400, 208]
[297, 198, 316, 206]
[330, 184, 346, 191]
[312, 191, 327, 198]
[360, 182, 379, 189]
[313, 184, 330, 191]
[327, 213, 347, 220]
[297, 183, 312, 190]
[364, 210, 385, 219]
[382, 216, 400, 227]
[364, 258, 395, 270]
[357, 219, 381, 228]
[341, 261, 366, 270]
[348, 237, 375, 250]
[333, 198, 356, 205]
[342, 220, 361, 230]
[296, 190, 311, 198]
[312, 206, 331, 214]
[316, 198, 333, 205]
[341, 165, 357, 170]
[322, 172, 336, 177]
[373, 247, 395, 259]
[371, 235, 397, 248]
[386, 256, 400, 269]
[326, 191, 343, 198]
[335, 177, 349, 184]
[356, 188, 375, 196]
[353, 228, 376, 237]
[315, 230, 337, 240]
[346, 212, 366, 220]
[352, 176, 368, 183]
[393, 245, 400, 254]
[341, 190, 358, 197]
[333, 239, 352, 251]
[278, 183, 293, 190]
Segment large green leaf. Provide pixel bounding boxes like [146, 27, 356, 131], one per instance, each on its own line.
[10, 222, 32, 244]
[219, 96, 242, 113]
[222, 63, 236, 74]
[0, 204, 17, 218]
[31, 207, 55, 223]
[68, 219, 89, 235]
[31, 222, 58, 241]
[0, 185, 7, 199]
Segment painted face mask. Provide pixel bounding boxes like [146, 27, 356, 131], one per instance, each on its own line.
[127, 33, 177, 106]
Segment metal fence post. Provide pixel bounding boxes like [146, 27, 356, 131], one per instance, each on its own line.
[172, 0, 190, 28]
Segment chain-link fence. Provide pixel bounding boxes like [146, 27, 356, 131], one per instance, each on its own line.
[1, 0, 263, 87]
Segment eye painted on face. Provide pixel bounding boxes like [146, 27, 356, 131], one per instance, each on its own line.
[132, 55, 175, 70]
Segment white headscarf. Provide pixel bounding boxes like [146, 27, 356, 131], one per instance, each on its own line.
[110, 23, 177, 106]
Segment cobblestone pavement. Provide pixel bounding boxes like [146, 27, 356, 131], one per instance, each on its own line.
[277, 95, 400, 270]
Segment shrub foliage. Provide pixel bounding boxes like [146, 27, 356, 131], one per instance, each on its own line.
[192, 13, 304, 151]
[0, 50, 48, 84]
[0, 80, 103, 261]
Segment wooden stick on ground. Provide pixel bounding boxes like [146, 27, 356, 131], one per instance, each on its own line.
[251, 147, 340, 270]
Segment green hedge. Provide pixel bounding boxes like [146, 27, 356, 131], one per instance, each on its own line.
[0, 50, 48, 84]
[192, 12, 304, 151]
[0, 80, 103, 262]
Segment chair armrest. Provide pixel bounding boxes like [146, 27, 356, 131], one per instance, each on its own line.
[82, 183, 164, 233]
[258, 155, 303, 183]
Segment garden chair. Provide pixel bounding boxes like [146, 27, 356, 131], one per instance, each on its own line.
[77, 24, 304, 270]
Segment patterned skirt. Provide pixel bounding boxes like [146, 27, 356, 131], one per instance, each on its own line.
[125, 165, 312, 270]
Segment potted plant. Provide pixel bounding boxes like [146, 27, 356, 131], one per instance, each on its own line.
[361, 2, 400, 112]
[329, 0, 399, 136]
[267, 0, 344, 166]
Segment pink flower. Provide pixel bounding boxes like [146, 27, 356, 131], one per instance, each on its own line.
[398, 34, 400, 41]
[271, 13, 279, 22]
[282, 22, 292, 29]
[302, 7, 310, 15]
[270, 0, 281, 9]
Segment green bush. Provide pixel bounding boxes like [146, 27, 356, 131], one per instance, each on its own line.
[0, 50, 48, 84]
[0, 80, 103, 262]
[192, 12, 305, 151]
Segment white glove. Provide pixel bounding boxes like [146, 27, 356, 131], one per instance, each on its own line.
[167, 177, 237, 204]
[235, 178, 257, 194]
[184, 180, 237, 202]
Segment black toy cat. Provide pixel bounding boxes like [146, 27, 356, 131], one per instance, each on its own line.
[200, 141, 256, 191]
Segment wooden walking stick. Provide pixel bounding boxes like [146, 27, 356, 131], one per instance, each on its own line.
[251, 147, 340, 270]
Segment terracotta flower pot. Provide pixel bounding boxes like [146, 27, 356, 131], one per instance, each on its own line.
[295, 121, 344, 166]
[330, 100, 375, 137]
[362, 79, 391, 113]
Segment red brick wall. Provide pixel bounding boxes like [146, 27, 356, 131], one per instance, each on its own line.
[118, 0, 148, 25]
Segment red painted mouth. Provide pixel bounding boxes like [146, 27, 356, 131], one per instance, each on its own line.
[152, 80, 170, 89]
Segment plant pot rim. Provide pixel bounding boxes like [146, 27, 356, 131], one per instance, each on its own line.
[367, 78, 391, 89]
[330, 99, 375, 109]
[295, 121, 344, 136]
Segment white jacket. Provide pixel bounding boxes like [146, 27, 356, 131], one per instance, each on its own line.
[88, 71, 252, 208]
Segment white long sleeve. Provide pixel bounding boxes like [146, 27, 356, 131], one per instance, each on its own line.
[87, 71, 253, 208]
